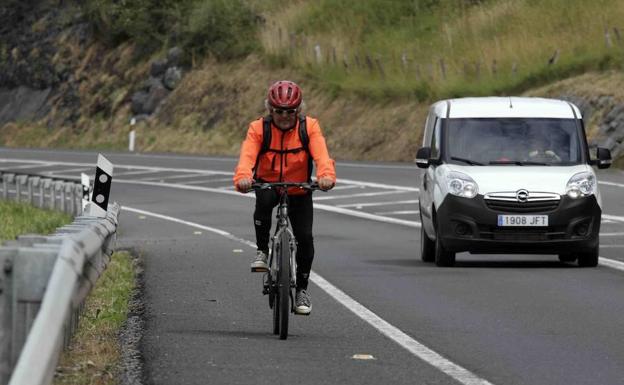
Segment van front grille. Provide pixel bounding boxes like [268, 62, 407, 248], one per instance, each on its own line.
[485, 199, 560, 213]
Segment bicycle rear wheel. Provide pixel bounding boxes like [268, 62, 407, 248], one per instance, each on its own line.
[277, 231, 291, 340]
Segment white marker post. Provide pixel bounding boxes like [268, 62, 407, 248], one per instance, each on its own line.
[81, 172, 90, 211]
[129, 129, 136, 152]
[85, 154, 114, 218]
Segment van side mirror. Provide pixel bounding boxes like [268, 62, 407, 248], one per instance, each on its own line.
[596, 147, 612, 169]
[415, 147, 432, 168]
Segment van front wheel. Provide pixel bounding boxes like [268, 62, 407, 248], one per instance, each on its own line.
[434, 228, 456, 267]
[420, 223, 436, 262]
[577, 246, 599, 267]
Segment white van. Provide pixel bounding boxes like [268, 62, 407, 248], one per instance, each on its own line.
[416, 97, 612, 267]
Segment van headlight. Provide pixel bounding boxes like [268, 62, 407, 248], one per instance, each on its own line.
[565, 172, 595, 199]
[447, 171, 478, 198]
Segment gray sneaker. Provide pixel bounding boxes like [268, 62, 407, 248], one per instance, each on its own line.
[295, 289, 311, 315]
[250, 250, 268, 272]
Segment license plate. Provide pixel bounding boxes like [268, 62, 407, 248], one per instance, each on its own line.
[497, 215, 548, 227]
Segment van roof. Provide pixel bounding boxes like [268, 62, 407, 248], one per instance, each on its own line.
[431, 97, 582, 119]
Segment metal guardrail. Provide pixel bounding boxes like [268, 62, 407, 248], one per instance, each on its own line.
[0, 167, 119, 385]
[0, 172, 83, 216]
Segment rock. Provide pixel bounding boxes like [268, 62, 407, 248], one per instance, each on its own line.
[167, 47, 183, 67]
[163, 66, 182, 90]
[131, 91, 149, 115]
[142, 76, 164, 92]
[150, 59, 167, 78]
[142, 84, 169, 114]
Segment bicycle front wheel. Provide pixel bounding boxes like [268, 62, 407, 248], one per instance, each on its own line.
[277, 231, 291, 340]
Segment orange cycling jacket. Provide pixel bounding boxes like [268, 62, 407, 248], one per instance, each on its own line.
[234, 116, 336, 195]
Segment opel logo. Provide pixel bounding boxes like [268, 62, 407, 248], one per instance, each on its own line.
[516, 189, 529, 202]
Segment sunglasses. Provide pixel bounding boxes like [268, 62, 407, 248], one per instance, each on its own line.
[272, 107, 298, 115]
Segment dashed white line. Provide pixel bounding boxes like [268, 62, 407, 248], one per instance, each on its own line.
[121, 205, 494, 385]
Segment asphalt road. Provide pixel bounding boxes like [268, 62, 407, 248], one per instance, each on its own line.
[2, 147, 624, 385]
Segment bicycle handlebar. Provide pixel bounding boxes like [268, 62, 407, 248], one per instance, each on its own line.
[250, 181, 322, 191]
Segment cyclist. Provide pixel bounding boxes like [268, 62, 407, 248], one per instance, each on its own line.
[234, 80, 336, 315]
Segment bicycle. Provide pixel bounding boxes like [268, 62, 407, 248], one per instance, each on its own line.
[251, 181, 321, 340]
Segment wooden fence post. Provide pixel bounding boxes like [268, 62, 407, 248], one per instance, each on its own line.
[439, 58, 446, 80]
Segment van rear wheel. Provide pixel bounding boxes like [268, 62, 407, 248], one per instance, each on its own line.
[434, 226, 455, 267]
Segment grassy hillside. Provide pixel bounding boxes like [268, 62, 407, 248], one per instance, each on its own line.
[2, 0, 624, 161]
[261, 0, 624, 99]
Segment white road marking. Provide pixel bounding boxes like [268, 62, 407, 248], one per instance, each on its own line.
[599, 181, 624, 188]
[141, 173, 208, 181]
[114, 169, 163, 177]
[337, 199, 420, 208]
[121, 205, 494, 385]
[599, 257, 624, 271]
[599, 244, 624, 248]
[46, 167, 91, 175]
[602, 214, 624, 223]
[183, 178, 234, 185]
[0, 158, 232, 175]
[374, 210, 420, 215]
[600, 233, 624, 237]
[328, 184, 364, 191]
[4, 163, 56, 169]
[338, 178, 419, 192]
[313, 190, 408, 201]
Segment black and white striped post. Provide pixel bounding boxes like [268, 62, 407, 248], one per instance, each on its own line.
[84, 154, 113, 218]
[81, 173, 90, 212]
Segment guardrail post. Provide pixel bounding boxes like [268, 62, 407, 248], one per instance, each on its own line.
[15, 176, 27, 203]
[4, 174, 15, 201]
[41, 179, 52, 209]
[58, 182, 66, 213]
[9, 247, 58, 371]
[0, 248, 16, 385]
[27, 178, 37, 207]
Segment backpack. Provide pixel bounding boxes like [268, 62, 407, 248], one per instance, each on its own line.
[254, 115, 313, 182]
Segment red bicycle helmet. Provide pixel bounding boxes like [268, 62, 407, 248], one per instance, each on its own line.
[267, 80, 302, 108]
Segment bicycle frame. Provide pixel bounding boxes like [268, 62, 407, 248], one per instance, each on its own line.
[268, 189, 297, 299]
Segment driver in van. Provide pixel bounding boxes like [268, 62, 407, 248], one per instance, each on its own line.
[525, 134, 562, 162]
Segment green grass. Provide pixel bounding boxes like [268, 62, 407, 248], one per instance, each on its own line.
[258, 0, 624, 100]
[54, 251, 135, 385]
[0, 200, 71, 241]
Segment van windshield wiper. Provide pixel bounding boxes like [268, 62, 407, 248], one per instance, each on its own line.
[450, 157, 484, 166]
[488, 160, 548, 166]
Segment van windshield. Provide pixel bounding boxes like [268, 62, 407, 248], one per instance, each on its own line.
[444, 118, 584, 166]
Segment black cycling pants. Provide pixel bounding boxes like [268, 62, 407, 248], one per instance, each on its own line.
[254, 189, 314, 291]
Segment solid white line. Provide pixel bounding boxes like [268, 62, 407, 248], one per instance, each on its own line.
[602, 214, 624, 223]
[329, 185, 363, 191]
[114, 169, 163, 177]
[599, 244, 624, 248]
[113, 178, 423, 228]
[599, 257, 624, 271]
[121, 205, 492, 385]
[4, 163, 56, 169]
[599, 181, 624, 188]
[374, 210, 420, 215]
[141, 173, 208, 181]
[338, 178, 419, 192]
[337, 199, 420, 208]
[600, 233, 624, 237]
[122, 206, 257, 248]
[46, 167, 91, 175]
[310, 272, 493, 385]
[183, 178, 234, 185]
[0, 158, 232, 175]
[313, 190, 409, 201]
